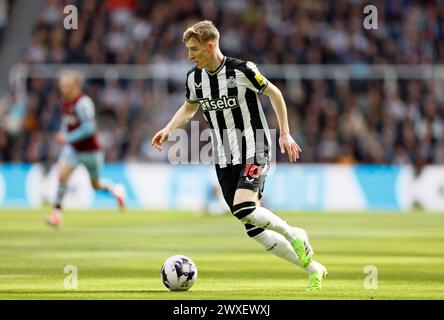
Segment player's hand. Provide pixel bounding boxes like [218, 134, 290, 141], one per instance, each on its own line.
[152, 128, 170, 151]
[279, 133, 302, 162]
[55, 132, 67, 145]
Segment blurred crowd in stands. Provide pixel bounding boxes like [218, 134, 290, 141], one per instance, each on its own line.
[0, 0, 11, 41]
[1, 0, 444, 169]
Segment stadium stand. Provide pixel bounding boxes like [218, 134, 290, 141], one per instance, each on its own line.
[0, 0, 443, 169]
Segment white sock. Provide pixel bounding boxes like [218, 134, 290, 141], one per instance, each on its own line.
[305, 260, 324, 273]
[98, 178, 114, 193]
[251, 229, 301, 266]
[241, 206, 304, 243]
[251, 229, 325, 273]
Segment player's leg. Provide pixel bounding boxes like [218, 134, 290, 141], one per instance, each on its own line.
[233, 161, 327, 290]
[233, 189, 310, 265]
[233, 162, 302, 243]
[246, 222, 327, 284]
[234, 188, 327, 290]
[90, 178, 126, 210]
[244, 222, 300, 265]
[216, 164, 310, 268]
[83, 151, 126, 210]
[46, 146, 77, 228]
[233, 188, 315, 267]
[54, 164, 75, 209]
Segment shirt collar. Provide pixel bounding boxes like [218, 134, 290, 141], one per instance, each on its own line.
[205, 56, 226, 76]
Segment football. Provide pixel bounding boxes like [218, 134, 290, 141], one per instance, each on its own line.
[161, 255, 198, 291]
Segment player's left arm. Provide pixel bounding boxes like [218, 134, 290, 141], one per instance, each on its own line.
[262, 82, 302, 162]
[65, 97, 96, 143]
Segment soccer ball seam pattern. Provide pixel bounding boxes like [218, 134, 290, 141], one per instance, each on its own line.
[161, 255, 198, 291]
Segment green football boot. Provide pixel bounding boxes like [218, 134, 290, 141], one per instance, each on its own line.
[290, 229, 314, 268]
[307, 264, 328, 292]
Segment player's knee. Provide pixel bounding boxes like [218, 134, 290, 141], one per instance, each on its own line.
[90, 180, 100, 189]
[58, 169, 72, 182]
[244, 223, 265, 238]
[59, 175, 69, 183]
[233, 188, 258, 205]
[232, 201, 256, 221]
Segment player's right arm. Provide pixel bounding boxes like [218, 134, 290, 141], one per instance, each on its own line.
[55, 121, 68, 145]
[151, 100, 199, 151]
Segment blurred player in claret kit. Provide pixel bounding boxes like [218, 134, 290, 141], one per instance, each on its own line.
[152, 20, 327, 291]
[45, 70, 126, 228]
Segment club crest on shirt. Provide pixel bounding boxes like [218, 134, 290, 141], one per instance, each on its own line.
[226, 76, 237, 88]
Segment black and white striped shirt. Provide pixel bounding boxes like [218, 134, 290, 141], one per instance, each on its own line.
[185, 56, 272, 167]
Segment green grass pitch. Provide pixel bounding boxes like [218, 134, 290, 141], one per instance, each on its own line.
[0, 209, 443, 300]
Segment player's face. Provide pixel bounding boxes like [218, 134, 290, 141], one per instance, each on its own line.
[58, 75, 76, 100]
[185, 37, 211, 69]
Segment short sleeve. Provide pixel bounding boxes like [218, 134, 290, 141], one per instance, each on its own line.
[75, 96, 95, 121]
[239, 61, 269, 94]
[185, 72, 198, 103]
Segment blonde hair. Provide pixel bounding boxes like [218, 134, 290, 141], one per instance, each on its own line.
[183, 20, 220, 44]
[58, 69, 84, 87]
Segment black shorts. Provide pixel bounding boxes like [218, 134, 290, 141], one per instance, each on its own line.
[215, 162, 269, 212]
